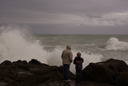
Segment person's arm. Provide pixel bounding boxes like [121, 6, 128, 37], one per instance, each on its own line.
[73, 57, 76, 64]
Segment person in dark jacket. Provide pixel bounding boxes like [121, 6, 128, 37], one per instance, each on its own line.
[73, 52, 84, 83]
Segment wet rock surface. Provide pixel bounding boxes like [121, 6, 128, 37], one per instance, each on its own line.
[0, 58, 128, 86]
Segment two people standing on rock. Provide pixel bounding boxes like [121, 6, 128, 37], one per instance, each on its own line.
[61, 45, 84, 83]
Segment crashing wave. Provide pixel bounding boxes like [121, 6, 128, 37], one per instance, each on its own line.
[105, 37, 128, 51]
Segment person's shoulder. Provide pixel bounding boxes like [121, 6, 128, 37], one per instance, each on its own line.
[80, 57, 84, 60]
[75, 56, 78, 58]
[74, 56, 77, 59]
[63, 49, 67, 52]
[69, 50, 72, 52]
[75, 57, 80, 60]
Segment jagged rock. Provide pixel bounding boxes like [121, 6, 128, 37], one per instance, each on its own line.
[13, 60, 27, 65]
[105, 59, 128, 72]
[82, 58, 128, 85]
[82, 62, 115, 82]
[29, 59, 41, 65]
[1, 60, 12, 65]
[0, 59, 75, 86]
[0, 58, 128, 86]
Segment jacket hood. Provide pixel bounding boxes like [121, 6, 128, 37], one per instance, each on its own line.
[66, 45, 71, 50]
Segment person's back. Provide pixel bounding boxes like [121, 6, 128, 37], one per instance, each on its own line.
[74, 56, 83, 70]
[73, 52, 84, 83]
[61, 45, 73, 82]
[61, 45, 73, 65]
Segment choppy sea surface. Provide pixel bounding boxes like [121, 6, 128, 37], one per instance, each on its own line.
[0, 25, 128, 73]
[37, 34, 128, 63]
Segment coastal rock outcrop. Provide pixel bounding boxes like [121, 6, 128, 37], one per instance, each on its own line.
[82, 58, 128, 85]
[0, 58, 128, 86]
[0, 59, 75, 86]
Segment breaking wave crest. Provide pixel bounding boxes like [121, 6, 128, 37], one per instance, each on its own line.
[0, 25, 103, 73]
[0, 25, 48, 64]
[105, 37, 128, 51]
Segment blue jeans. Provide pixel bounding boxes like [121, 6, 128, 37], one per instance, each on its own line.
[63, 64, 70, 80]
[76, 69, 82, 83]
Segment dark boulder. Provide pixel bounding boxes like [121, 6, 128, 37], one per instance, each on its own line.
[82, 62, 116, 82]
[114, 72, 128, 86]
[105, 59, 128, 72]
[29, 59, 42, 65]
[82, 58, 128, 84]
[1, 60, 12, 65]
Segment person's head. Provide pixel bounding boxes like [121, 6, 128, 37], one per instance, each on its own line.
[66, 45, 71, 50]
[77, 52, 81, 57]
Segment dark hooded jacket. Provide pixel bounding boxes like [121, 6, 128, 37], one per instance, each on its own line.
[73, 56, 84, 70]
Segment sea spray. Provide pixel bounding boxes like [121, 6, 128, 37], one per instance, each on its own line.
[0, 25, 103, 73]
[0, 25, 47, 64]
[71, 51, 103, 73]
[47, 47, 103, 73]
[47, 48, 62, 66]
[105, 37, 128, 51]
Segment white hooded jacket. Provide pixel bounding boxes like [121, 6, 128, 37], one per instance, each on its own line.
[61, 45, 73, 65]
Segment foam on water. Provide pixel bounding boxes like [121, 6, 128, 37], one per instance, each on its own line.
[0, 25, 103, 73]
[71, 51, 103, 73]
[0, 25, 47, 64]
[105, 37, 128, 51]
[47, 48, 103, 73]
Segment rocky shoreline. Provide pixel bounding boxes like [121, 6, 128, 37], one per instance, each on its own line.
[0, 58, 128, 86]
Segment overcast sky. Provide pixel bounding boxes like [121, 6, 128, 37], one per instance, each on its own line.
[0, 0, 128, 34]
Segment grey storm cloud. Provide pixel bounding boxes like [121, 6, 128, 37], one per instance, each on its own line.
[0, 0, 128, 34]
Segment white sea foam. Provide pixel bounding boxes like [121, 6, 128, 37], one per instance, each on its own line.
[105, 37, 128, 51]
[71, 51, 103, 73]
[47, 48, 103, 73]
[126, 61, 128, 65]
[0, 25, 103, 73]
[0, 25, 47, 64]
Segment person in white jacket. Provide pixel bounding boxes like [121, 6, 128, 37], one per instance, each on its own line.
[61, 45, 73, 82]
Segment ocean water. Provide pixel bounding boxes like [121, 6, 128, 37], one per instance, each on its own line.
[0, 25, 128, 73]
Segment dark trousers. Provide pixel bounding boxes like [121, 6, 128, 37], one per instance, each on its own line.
[63, 64, 70, 80]
[76, 69, 82, 83]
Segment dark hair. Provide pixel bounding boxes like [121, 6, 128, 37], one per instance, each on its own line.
[77, 52, 81, 57]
